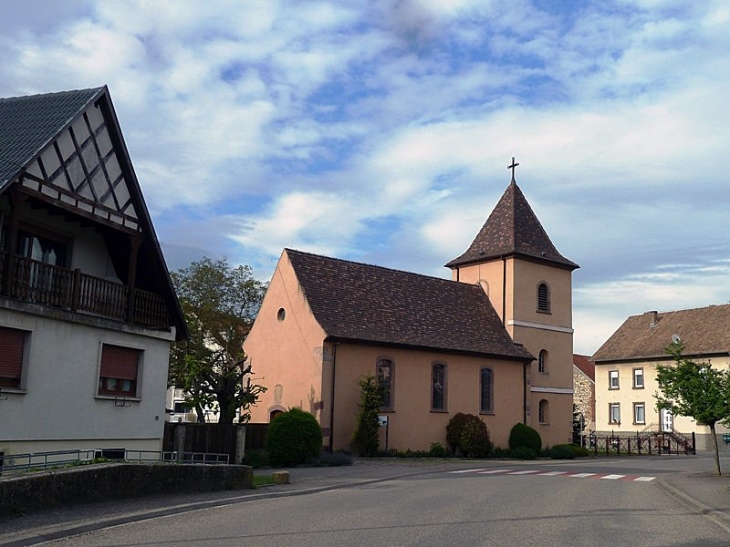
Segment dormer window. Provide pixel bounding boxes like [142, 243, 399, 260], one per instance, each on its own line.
[537, 282, 550, 313]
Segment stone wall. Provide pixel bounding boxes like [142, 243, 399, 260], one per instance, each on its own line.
[0, 463, 252, 517]
[573, 367, 595, 431]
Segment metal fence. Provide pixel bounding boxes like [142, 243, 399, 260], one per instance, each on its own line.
[587, 433, 695, 456]
[0, 448, 229, 475]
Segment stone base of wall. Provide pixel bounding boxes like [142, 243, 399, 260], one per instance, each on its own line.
[0, 463, 253, 518]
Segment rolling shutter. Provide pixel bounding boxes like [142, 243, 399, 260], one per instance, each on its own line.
[0, 327, 25, 380]
[100, 344, 138, 380]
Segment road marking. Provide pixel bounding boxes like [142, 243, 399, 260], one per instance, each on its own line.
[477, 469, 512, 474]
[448, 468, 489, 474]
[448, 468, 656, 482]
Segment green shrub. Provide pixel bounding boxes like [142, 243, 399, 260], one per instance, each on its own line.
[508, 423, 542, 454]
[509, 446, 537, 460]
[351, 375, 382, 456]
[569, 444, 590, 457]
[459, 415, 493, 458]
[266, 408, 323, 467]
[447, 413, 492, 457]
[446, 413, 469, 454]
[548, 444, 576, 459]
[429, 442, 448, 457]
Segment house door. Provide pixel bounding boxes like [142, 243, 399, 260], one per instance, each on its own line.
[661, 409, 673, 432]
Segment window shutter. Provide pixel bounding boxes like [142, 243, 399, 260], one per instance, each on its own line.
[0, 327, 25, 379]
[100, 345, 138, 380]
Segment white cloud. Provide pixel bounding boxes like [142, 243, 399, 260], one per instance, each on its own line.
[1, 0, 729, 353]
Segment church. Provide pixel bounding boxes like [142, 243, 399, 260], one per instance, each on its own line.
[244, 164, 579, 452]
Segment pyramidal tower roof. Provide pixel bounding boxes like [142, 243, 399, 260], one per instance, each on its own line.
[446, 180, 579, 271]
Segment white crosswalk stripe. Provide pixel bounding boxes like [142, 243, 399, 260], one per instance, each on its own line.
[448, 468, 656, 483]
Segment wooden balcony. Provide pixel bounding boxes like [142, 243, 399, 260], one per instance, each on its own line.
[0, 253, 170, 329]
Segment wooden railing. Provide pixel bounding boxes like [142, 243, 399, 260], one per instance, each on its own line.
[1, 254, 169, 329]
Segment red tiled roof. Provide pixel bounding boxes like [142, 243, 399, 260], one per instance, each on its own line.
[573, 354, 594, 381]
[446, 181, 578, 271]
[286, 249, 534, 361]
[592, 304, 730, 363]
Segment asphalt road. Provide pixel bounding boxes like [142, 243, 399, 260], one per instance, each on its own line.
[38, 456, 730, 547]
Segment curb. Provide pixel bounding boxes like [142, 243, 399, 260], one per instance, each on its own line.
[656, 474, 730, 534]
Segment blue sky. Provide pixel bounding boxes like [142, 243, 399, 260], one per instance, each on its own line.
[1, 0, 729, 355]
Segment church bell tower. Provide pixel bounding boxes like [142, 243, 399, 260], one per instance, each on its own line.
[446, 159, 579, 447]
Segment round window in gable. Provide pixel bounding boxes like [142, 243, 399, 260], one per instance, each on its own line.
[277, 308, 286, 322]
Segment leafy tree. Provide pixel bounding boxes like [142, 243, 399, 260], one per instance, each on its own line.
[169, 257, 267, 424]
[656, 341, 730, 475]
[352, 375, 382, 456]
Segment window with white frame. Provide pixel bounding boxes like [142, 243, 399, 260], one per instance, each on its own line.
[633, 403, 646, 424]
[633, 368, 644, 389]
[609, 370, 619, 390]
[609, 402, 621, 424]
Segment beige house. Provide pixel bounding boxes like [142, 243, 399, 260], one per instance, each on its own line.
[245, 175, 578, 452]
[0, 87, 187, 459]
[593, 305, 730, 451]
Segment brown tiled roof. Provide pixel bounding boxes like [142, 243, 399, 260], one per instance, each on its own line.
[573, 354, 594, 381]
[446, 181, 579, 270]
[592, 304, 730, 363]
[286, 249, 534, 361]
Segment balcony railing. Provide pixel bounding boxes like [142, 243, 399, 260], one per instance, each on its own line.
[0, 253, 170, 329]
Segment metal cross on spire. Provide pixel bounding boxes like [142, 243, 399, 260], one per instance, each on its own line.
[507, 156, 519, 182]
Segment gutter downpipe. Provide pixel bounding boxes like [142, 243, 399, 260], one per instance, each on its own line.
[501, 255, 507, 325]
[523, 361, 528, 424]
[328, 341, 338, 453]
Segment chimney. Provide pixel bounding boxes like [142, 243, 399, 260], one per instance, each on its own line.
[649, 310, 658, 327]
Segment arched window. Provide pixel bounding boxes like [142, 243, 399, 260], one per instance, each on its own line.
[538, 350, 548, 374]
[377, 358, 394, 410]
[480, 367, 493, 413]
[537, 282, 551, 313]
[431, 363, 447, 411]
[539, 399, 549, 424]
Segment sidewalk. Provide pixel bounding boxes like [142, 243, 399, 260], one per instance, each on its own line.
[2, 458, 730, 546]
[657, 471, 730, 533]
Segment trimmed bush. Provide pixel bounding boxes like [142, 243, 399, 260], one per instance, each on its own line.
[267, 408, 323, 467]
[548, 444, 576, 459]
[446, 413, 492, 458]
[569, 444, 590, 457]
[446, 413, 469, 454]
[508, 423, 542, 454]
[460, 415, 493, 458]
